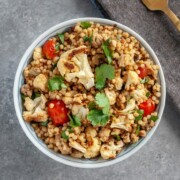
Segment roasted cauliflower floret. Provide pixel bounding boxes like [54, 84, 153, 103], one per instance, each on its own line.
[57, 46, 94, 89]
[130, 88, 147, 103]
[71, 149, 84, 158]
[69, 139, 86, 153]
[21, 84, 32, 97]
[111, 128, 121, 136]
[84, 137, 101, 158]
[100, 140, 124, 159]
[33, 47, 42, 60]
[125, 71, 140, 90]
[105, 88, 116, 105]
[33, 74, 48, 92]
[83, 126, 100, 158]
[72, 105, 89, 120]
[99, 128, 111, 142]
[28, 67, 41, 76]
[77, 107, 89, 120]
[114, 76, 123, 90]
[71, 104, 82, 115]
[119, 52, 135, 67]
[110, 116, 132, 131]
[24, 94, 47, 110]
[73, 127, 82, 135]
[118, 99, 136, 114]
[55, 135, 72, 155]
[77, 133, 86, 147]
[85, 126, 97, 139]
[23, 94, 48, 122]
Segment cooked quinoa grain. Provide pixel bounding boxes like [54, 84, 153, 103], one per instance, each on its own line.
[21, 22, 161, 160]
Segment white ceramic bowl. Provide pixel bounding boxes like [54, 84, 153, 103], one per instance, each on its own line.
[13, 18, 166, 168]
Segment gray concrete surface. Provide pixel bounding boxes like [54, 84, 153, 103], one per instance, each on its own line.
[0, 0, 179, 180]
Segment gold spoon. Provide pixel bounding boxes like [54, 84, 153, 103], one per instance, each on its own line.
[142, 0, 180, 31]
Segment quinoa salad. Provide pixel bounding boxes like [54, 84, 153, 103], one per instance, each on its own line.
[21, 22, 161, 160]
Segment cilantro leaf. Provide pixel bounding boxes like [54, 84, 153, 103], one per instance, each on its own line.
[140, 77, 149, 84]
[95, 64, 115, 89]
[51, 61, 58, 71]
[83, 35, 92, 44]
[113, 134, 121, 141]
[136, 125, 140, 135]
[102, 105, 109, 115]
[21, 93, 26, 101]
[135, 109, 144, 121]
[150, 115, 158, 122]
[102, 39, 113, 64]
[87, 93, 110, 126]
[55, 43, 60, 51]
[48, 76, 67, 91]
[80, 22, 91, 29]
[67, 126, 74, 133]
[146, 91, 151, 98]
[61, 130, 69, 140]
[68, 114, 81, 128]
[41, 121, 49, 126]
[58, 34, 64, 44]
[88, 101, 96, 110]
[87, 109, 109, 126]
[31, 92, 41, 100]
[95, 93, 110, 114]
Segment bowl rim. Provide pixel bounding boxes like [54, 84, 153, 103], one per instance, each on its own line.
[13, 17, 166, 168]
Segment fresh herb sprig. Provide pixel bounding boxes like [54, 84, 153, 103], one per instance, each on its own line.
[87, 93, 110, 126]
[95, 64, 115, 89]
[141, 77, 149, 84]
[135, 109, 144, 121]
[150, 115, 158, 122]
[83, 35, 93, 44]
[61, 114, 81, 140]
[80, 22, 91, 29]
[68, 114, 81, 128]
[102, 39, 113, 64]
[48, 76, 67, 91]
[58, 34, 64, 44]
[61, 130, 69, 140]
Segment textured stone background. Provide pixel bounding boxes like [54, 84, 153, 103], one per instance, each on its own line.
[0, 0, 179, 180]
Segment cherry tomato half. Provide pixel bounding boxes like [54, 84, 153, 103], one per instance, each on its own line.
[42, 39, 58, 59]
[48, 100, 69, 126]
[139, 99, 156, 116]
[138, 65, 148, 78]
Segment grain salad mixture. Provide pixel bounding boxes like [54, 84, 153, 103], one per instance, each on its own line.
[21, 22, 161, 160]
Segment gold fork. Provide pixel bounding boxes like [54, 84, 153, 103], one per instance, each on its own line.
[142, 0, 180, 31]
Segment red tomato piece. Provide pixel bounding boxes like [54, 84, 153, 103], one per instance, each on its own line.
[139, 99, 156, 116]
[138, 65, 148, 78]
[48, 100, 69, 126]
[42, 39, 58, 59]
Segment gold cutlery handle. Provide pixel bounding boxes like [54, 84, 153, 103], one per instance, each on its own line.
[163, 8, 180, 32]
